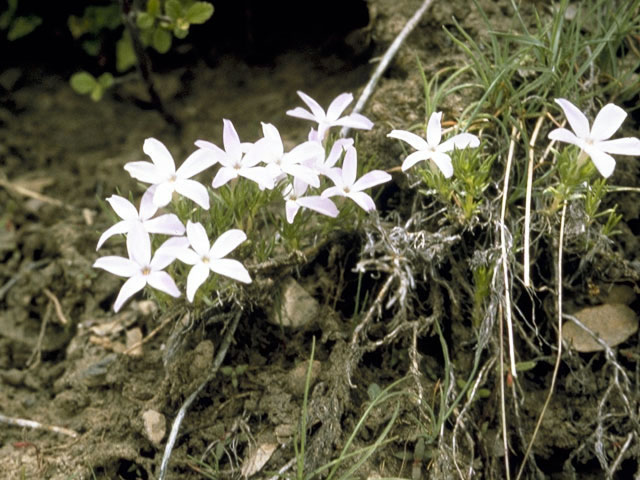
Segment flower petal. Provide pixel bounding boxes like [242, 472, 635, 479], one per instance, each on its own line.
[426, 112, 443, 147]
[106, 195, 138, 220]
[333, 113, 374, 130]
[326, 93, 353, 121]
[186, 221, 210, 257]
[186, 262, 210, 302]
[585, 147, 616, 178]
[401, 150, 432, 171]
[127, 224, 151, 266]
[210, 258, 252, 284]
[590, 103, 627, 141]
[96, 220, 133, 250]
[597, 137, 640, 156]
[175, 178, 210, 210]
[555, 98, 590, 139]
[285, 200, 300, 223]
[144, 214, 185, 236]
[352, 170, 392, 191]
[152, 236, 189, 270]
[239, 166, 275, 190]
[152, 182, 175, 208]
[324, 138, 353, 168]
[430, 151, 454, 178]
[176, 247, 201, 265]
[321, 186, 345, 198]
[295, 91, 326, 120]
[124, 161, 165, 184]
[143, 138, 175, 174]
[297, 196, 339, 218]
[93, 255, 139, 277]
[212, 167, 239, 188]
[222, 119, 243, 162]
[195, 140, 228, 164]
[439, 133, 480, 152]
[210, 229, 247, 259]
[387, 129, 429, 151]
[139, 186, 158, 220]
[348, 191, 376, 212]
[342, 146, 358, 186]
[548, 127, 581, 146]
[283, 164, 320, 188]
[113, 275, 147, 312]
[176, 149, 217, 179]
[286, 106, 318, 122]
[147, 271, 181, 298]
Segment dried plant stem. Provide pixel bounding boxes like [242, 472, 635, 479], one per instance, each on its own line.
[499, 303, 511, 480]
[523, 114, 545, 288]
[516, 201, 567, 480]
[340, 0, 437, 137]
[158, 310, 242, 480]
[500, 126, 519, 380]
[0, 412, 78, 438]
[43, 288, 68, 325]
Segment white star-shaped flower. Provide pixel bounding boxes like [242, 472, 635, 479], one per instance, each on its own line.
[548, 98, 640, 178]
[283, 178, 339, 223]
[124, 138, 215, 209]
[93, 225, 182, 312]
[387, 112, 480, 177]
[244, 123, 322, 187]
[286, 91, 373, 141]
[175, 221, 251, 302]
[198, 119, 275, 190]
[322, 145, 391, 212]
[96, 187, 185, 250]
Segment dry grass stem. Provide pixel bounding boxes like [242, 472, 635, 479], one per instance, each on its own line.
[0, 412, 78, 438]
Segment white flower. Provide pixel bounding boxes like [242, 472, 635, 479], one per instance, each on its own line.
[199, 119, 275, 190]
[96, 187, 185, 250]
[548, 98, 640, 178]
[286, 91, 373, 141]
[387, 112, 480, 177]
[93, 225, 182, 312]
[322, 145, 391, 212]
[175, 221, 251, 302]
[305, 137, 354, 177]
[244, 123, 322, 187]
[283, 178, 339, 223]
[124, 138, 215, 209]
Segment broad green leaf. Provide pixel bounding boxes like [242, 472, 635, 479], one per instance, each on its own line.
[136, 12, 154, 30]
[81, 38, 101, 56]
[90, 85, 104, 102]
[70, 71, 97, 94]
[116, 32, 136, 72]
[147, 0, 160, 16]
[165, 0, 183, 20]
[173, 23, 189, 39]
[67, 15, 87, 39]
[97, 72, 114, 89]
[152, 27, 172, 53]
[185, 2, 213, 24]
[7, 15, 42, 41]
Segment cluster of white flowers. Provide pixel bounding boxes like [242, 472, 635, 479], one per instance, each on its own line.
[94, 91, 391, 311]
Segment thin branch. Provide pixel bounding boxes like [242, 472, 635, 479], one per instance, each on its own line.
[0, 412, 78, 438]
[340, 0, 437, 137]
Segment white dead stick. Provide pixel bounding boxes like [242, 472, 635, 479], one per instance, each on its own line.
[340, 0, 437, 138]
[0, 412, 78, 438]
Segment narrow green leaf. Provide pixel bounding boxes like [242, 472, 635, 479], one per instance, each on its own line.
[136, 12, 154, 30]
[153, 27, 172, 53]
[185, 2, 214, 24]
[70, 71, 97, 94]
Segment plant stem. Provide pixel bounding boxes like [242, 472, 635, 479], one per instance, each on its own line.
[119, 0, 180, 129]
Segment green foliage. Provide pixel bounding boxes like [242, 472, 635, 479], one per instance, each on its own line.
[70, 71, 114, 101]
[0, 0, 42, 40]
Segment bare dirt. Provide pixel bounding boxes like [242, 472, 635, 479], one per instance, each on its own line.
[1, 0, 639, 479]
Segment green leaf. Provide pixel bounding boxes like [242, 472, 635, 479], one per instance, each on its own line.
[173, 24, 189, 39]
[136, 12, 154, 30]
[152, 27, 172, 53]
[185, 2, 214, 24]
[97, 72, 114, 89]
[0, 0, 17, 29]
[7, 15, 42, 41]
[81, 38, 101, 56]
[116, 32, 136, 72]
[90, 85, 104, 102]
[165, 0, 183, 20]
[70, 71, 97, 94]
[147, 0, 160, 16]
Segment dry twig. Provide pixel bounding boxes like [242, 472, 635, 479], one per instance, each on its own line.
[0, 412, 78, 438]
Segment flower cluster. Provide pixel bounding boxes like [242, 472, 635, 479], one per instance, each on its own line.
[94, 91, 391, 312]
